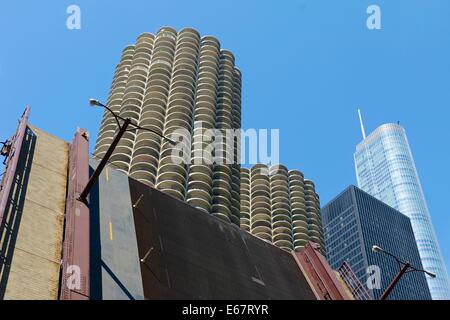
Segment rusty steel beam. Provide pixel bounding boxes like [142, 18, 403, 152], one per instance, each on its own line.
[60, 128, 90, 300]
[0, 106, 30, 225]
[293, 242, 352, 300]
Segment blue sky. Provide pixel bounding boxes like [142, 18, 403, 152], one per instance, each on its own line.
[1, 1, 449, 272]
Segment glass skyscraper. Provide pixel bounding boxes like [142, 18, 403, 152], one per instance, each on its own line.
[322, 186, 431, 300]
[354, 122, 450, 300]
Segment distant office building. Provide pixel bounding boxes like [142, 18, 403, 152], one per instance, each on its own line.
[240, 164, 324, 253]
[94, 27, 242, 226]
[354, 117, 450, 299]
[322, 185, 431, 300]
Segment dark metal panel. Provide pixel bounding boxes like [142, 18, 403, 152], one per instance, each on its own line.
[129, 178, 317, 300]
[60, 128, 90, 300]
[89, 159, 144, 300]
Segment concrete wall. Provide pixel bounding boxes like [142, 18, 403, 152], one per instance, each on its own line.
[0, 125, 68, 299]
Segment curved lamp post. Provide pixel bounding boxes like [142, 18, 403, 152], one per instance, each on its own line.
[372, 245, 435, 300]
[78, 99, 176, 203]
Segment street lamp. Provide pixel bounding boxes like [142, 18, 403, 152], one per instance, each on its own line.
[78, 99, 177, 203]
[372, 245, 436, 300]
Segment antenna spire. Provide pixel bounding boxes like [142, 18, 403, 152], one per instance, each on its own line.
[358, 109, 366, 140]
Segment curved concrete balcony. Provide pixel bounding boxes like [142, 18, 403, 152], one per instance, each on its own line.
[251, 164, 269, 175]
[272, 234, 294, 251]
[272, 218, 292, 229]
[196, 85, 218, 100]
[172, 62, 197, 78]
[134, 40, 153, 54]
[309, 235, 322, 245]
[272, 226, 293, 238]
[272, 209, 291, 222]
[215, 118, 233, 130]
[122, 83, 145, 98]
[137, 32, 155, 42]
[293, 223, 308, 235]
[188, 164, 213, 176]
[129, 170, 156, 187]
[133, 128, 162, 146]
[146, 70, 171, 87]
[240, 196, 250, 206]
[271, 189, 290, 199]
[193, 113, 215, 127]
[271, 184, 290, 195]
[197, 69, 219, 84]
[178, 27, 200, 38]
[211, 204, 231, 223]
[240, 219, 250, 232]
[145, 86, 170, 101]
[292, 217, 308, 228]
[130, 56, 151, 69]
[152, 44, 176, 58]
[131, 147, 159, 166]
[172, 71, 196, 85]
[269, 164, 288, 173]
[127, 70, 148, 83]
[294, 238, 309, 251]
[186, 179, 211, 197]
[212, 182, 232, 200]
[166, 101, 194, 116]
[170, 81, 195, 97]
[306, 205, 319, 216]
[164, 118, 193, 134]
[307, 215, 321, 227]
[271, 201, 290, 212]
[251, 197, 271, 211]
[109, 152, 132, 172]
[273, 240, 294, 251]
[251, 217, 272, 230]
[155, 174, 186, 200]
[186, 196, 211, 213]
[174, 42, 199, 57]
[250, 210, 271, 226]
[240, 177, 250, 186]
[220, 49, 235, 63]
[187, 170, 213, 186]
[308, 228, 322, 239]
[201, 35, 220, 47]
[139, 115, 164, 133]
[219, 73, 235, 88]
[129, 155, 158, 175]
[199, 56, 220, 71]
[149, 59, 173, 74]
[252, 230, 272, 242]
[251, 188, 270, 199]
[212, 194, 232, 209]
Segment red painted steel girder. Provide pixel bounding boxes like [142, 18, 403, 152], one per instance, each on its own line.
[60, 128, 90, 300]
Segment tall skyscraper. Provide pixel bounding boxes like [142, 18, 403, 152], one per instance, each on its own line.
[94, 27, 241, 226]
[322, 186, 431, 300]
[354, 118, 450, 299]
[240, 164, 324, 253]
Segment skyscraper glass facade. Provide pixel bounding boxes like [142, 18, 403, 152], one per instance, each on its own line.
[322, 186, 431, 300]
[354, 123, 450, 300]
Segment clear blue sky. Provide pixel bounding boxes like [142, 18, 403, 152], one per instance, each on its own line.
[1, 1, 449, 273]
